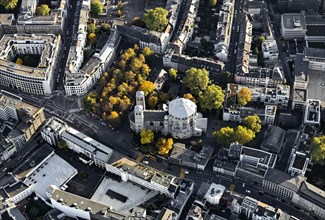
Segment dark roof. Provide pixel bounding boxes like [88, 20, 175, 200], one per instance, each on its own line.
[117, 25, 163, 45]
[304, 47, 325, 59]
[143, 111, 167, 122]
[294, 54, 309, 81]
[228, 143, 242, 159]
[261, 126, 286, 154]
[264, 169, 305, 192]
[298, 182, 325, 209]
[292, 154, 307, 170]
[306, 25, 325, 37]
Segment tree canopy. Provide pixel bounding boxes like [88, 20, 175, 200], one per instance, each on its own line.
[233, 126, 255, 144]
[209, 0, 217, 7]
[139, 80, 155, 96]
[183, 93, 196, 103]
[0, 0, 18, 10]
[90, 0, 103, 16]
[143, 7, 168, 31]
[169, 68, 177, 79]
[237, 87, 252, 106]
[16, 58, 23, 65]
[142, 47, 154, 57]
[101, 23, 110, 33]
[88, 33, 97, 43]
[157, 137, 173, 155]
[184, 68, 209, 95]
[108, 111, 121, 127]
[213, 127, 234, 147]
[140, 129, 154, 145]
[243, 115, 262, 133]
[148, 94, 159, 109]
[36, 4, 50, 16]
[57, 140, 68, 150]
[198, 84, 224, 111]
[87, 23, 97, 34]
[311, 136, 325, 165]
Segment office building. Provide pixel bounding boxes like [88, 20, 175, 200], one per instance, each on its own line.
[41, 117, 68, 146]
[281, 13, 307, 40]
[204, 183, 225, 205]
[303, 99, 321, 125]
[0, 34, 61, 95]
[277, 0, 322, 12]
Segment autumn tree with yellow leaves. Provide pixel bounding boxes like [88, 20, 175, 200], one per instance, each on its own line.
[157, 137, 173, 155]
[140, 129, 154, 145]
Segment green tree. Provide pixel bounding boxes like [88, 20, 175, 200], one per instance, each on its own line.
[143, 7, 168, 31]
[213, 127, 234, 147]
[87, 23, 97, 34]
[91, 0, 103, 15]
[233, 126, 255, 144]
[209, 0, 217, 7]
[117, 9, 122, 17]
[184, 68, 209, 95]
[157, 138, 173, 155]
[57, 140, 68, 150]
[36, 4, 51, 16]
[237, 87, 252, 106]
[198, 84, 224, 110]
[243, 115, 262, 133]
[140, 129, 154, 145]
[140, 80, 155, 96]
[0, 0, 18, 10]
[101, 23, 110, 33]
[169, 68, 177, 79]
[142, 47, 154, 57]
[311, 136, 325, 165]
[258, 35, 266, 42]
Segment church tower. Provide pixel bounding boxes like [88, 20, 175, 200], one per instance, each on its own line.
[134, 105, 144, 133]
[136, 91, 146, 109]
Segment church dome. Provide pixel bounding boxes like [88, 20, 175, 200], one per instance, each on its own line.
[168, 98, 196, 119]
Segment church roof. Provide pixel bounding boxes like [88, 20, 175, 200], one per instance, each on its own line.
[168, 98, 196, 118]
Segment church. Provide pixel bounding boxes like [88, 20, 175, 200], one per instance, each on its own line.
[129, 91, 208, 139]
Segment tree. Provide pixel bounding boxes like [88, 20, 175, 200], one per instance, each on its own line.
[143, 7, 168, 31]
[258, 35, 265, 42]
[117, 1, 122, 10]
[87, 23, 97, 34]
[132, 16, 146, 28]
[142, 47, 154, 57]
[184, 68, 209, 95]
[90, 0, 103, 16]
[108, 111, 121, 127]
[183, 93, 196, 103]
[140, 129, 154, 145]
[101, 23, 110, 33]
[0, 0, 18, 10]
[57, 140, 68, 150]
[88, 33, 96, 43]
[169, 68, 177, 79]
[311, 136, 325, 165]
[157, 137, 173, 155]
[117, 9, 122, 17]
[213, 127, 234, 147]
[140, 80, 155, 96]
[233, 126, 255, 144]
[237, 87, 252, 106]
[36, 4, 51, 16]
[148, 94, 159, 109]
[198, 84, 224, 111]
[209, 0, 217, 7]
[243, 115, 262, 133]
[16, 58, 23, 65]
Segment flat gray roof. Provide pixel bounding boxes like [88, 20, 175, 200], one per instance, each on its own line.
[282, 13, 306, 30]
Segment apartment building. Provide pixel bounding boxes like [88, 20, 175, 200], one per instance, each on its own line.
[0, 34, 61, 95]
[281, 13, 307, 40]
[105, 157, 180, 198]
[64, 26, 121, 96]
[0, 91, 45, 163]
[262, 39, 279, 64]
[0, 0, 67, 35]
[214, 0, 235, 62]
